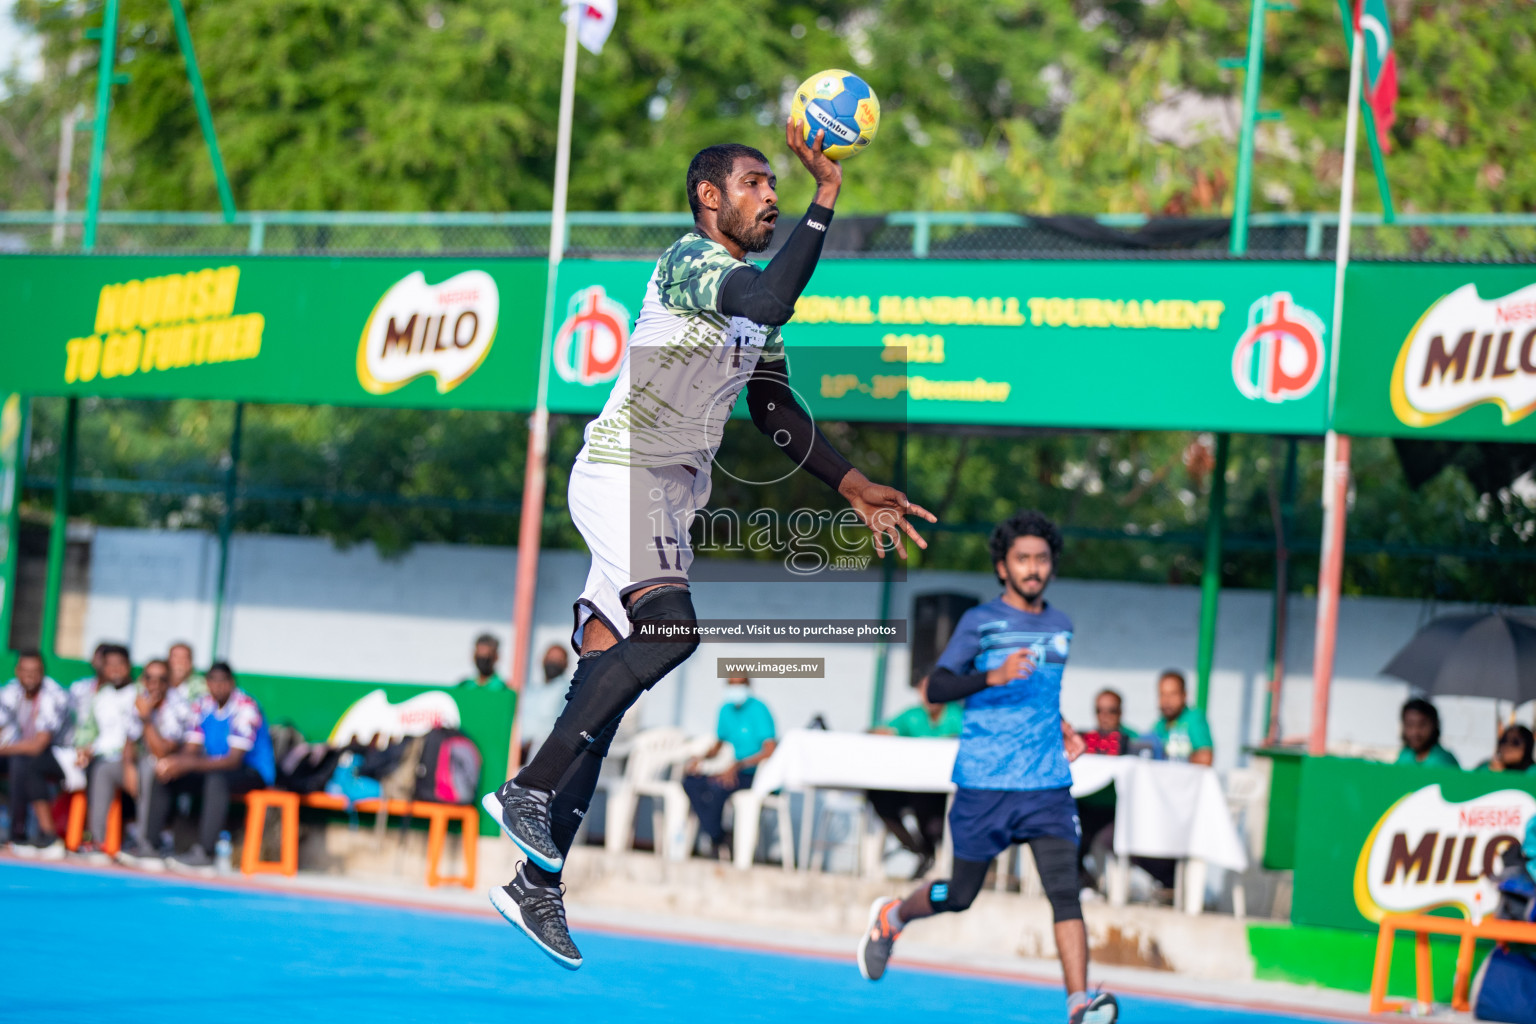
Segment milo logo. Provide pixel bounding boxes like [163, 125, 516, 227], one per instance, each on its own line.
[1391, 281, 1536, 427]
[357, 270, 499, 395]
[1354, 784, 1534, 924]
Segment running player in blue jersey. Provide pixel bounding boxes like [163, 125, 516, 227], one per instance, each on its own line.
[857, 510, 1118, 1024]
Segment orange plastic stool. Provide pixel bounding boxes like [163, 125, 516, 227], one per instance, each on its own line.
[422, 802, 479, 889]
[240, 789, 300, 876]
[64, 790, 122, 855]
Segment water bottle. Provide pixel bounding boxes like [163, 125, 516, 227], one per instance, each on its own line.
[215, 831, 233, 875]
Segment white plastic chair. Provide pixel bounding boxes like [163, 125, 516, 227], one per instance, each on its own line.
[724, 789, 795, 870]
[604, 728, 711, 859]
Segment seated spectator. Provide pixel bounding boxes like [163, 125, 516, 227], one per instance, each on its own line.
[168, 641, 207, 702]
[518, 644, 573, 763]
[121, 659, 194, 860]
[1396, 697, 1460, 768]
[1081, 688, 1137, 756]
[1477, 725, 1536, 773]
[61, 641, 112, 752]
[147, 662, 275, 870]
[73, 644, 140, 857]
[0, 650, 69, 857]
[682, 676, 776, 861]
[867, 676, 962, 878]
[1151, 670, 1213, 766]
[457, 634, 506, 690]
[1075, 688, 1136, 887]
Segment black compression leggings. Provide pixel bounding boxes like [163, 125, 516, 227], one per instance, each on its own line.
[525, 654, 619, 888]
[928, 836, 1083, 922]
[516, 587, 697, 793]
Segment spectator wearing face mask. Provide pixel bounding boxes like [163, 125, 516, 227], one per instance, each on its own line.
[457, 634, 506, 691]
[518, 644, 573, 763]
[681, 677, 777, 861]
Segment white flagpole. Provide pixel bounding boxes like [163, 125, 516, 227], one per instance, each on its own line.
[1308, 21, 1365, 757]
[508, 4, 581, 775]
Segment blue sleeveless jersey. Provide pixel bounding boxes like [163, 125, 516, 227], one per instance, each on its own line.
[936, 598, 1074, 791]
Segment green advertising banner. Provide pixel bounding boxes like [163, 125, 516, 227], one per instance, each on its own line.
[1289, 756, 1536, 933]
[548, 258, 1336, 432]
[1335, 263, 1536, 442]
[0, 256, 546, 410]
[0, 394, 23, 645]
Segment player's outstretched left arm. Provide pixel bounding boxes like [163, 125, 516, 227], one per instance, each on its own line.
[745, 360, 935, 559]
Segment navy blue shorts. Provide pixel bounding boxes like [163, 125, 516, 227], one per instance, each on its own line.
[948, 786, 1080, 863]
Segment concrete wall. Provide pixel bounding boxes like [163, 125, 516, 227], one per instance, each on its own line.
[79, 526, 1532, 773]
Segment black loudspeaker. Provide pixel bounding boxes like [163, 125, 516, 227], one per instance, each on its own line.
[909, 592, 980, 688]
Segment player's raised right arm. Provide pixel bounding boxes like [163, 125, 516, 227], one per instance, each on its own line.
[715, 121, 841, 327]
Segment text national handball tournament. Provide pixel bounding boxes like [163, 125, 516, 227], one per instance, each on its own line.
[3, 4, 1536, 1024]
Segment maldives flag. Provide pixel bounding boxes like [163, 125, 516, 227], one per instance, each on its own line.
[1353, 0, 1399, 152]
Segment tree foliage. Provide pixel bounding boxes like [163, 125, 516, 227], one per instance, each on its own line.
[3, 0, 1534, 215]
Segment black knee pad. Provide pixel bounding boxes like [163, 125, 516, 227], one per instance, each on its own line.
[928, 878, 979, 914]
[624, 586, 699, 688]
[928, 856, 988, 914]
[1030, 836, 1084, 922]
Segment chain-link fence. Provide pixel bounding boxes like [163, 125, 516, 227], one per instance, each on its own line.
[1, 211, 1532, 260]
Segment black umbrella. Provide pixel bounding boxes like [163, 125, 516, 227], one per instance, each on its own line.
[1382, 612, 1536, 704]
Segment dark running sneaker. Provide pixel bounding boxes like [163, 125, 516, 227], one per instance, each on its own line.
[481, 781, 562, 873]
[168, 844, 215, 875]
[1069, 992, 1119, 1024]
[489, 865, 582, 970]
[857, 897, 903, 981]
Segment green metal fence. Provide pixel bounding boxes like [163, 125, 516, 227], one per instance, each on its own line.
[2, 210, 1533, 261]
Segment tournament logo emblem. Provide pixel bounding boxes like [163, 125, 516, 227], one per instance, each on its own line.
[1354, 784, 1533, 925]
[554, 285, 630, 386]
[1231, 291, 1325, 404]
[1390, 281, 1536, 428]
[357, 270, 499, 394]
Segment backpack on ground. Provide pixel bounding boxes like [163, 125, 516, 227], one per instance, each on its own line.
[412, 728, 481, 805]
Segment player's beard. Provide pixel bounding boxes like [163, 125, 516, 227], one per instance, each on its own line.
[1011, 572, 1050, 603]
[719, 199, 775, 253]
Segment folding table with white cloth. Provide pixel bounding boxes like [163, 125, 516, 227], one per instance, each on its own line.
[732, 729, 1247, 914]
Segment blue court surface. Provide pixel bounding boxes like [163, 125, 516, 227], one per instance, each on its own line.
[5, 861, 1356, 1024]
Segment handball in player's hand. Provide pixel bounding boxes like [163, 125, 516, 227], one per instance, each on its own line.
[789, 69, 880, 160]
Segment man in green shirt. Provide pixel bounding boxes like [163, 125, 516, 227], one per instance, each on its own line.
[1151, 670, 1213, 766]
[456, 634, 507, 691]
[1395, 698, 1460, 767]
[868, 675, 962, 877]
[682, 676, 777, 860]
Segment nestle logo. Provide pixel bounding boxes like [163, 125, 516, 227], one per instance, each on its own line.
[1459, 806, 1524, 830]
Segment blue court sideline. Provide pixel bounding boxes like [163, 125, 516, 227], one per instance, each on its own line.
[4, 862, 1352, 1024]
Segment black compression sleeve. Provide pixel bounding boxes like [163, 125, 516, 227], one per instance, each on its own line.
[745, 360, 854, 491]
[716, 203, 834, 326]
[926, 666, 990, 704]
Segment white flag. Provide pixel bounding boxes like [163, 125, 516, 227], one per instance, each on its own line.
[562, 0, 617, 55]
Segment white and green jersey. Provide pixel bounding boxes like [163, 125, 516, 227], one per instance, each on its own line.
[579, 233, 786, 471]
